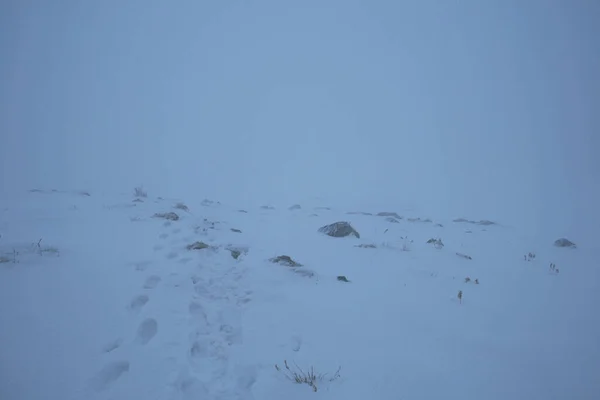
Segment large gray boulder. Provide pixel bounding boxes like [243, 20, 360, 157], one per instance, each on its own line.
[318, 221, 360, 238]
[554, 238, 576, 248]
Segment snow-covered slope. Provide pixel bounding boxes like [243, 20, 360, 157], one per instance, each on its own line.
[1, 190, 598, 400]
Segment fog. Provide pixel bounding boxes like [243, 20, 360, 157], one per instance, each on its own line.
[2, 1, 598, 241]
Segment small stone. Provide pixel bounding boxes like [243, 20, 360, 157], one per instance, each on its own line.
[337, 275, 350, 283]
[187, 241, 209, 250]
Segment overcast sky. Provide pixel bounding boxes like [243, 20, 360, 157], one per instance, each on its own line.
[1, 0, 598, 241]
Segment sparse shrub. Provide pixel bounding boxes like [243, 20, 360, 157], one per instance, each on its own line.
[474, 279, 479, 284]
[153, 212, 179, 221]
[33, 238, 59, 256]
[549, 263, 559, 274]
[464, 277, 471, 283]
[524, 252, 536, 262]
[457, 290, 463, 304]
[133, 186, 148, 198]
[400, 236, 413, 252]
[427, 238, 444, 249]
[337, 275, 350, 282]
[275, 360, 341, 392]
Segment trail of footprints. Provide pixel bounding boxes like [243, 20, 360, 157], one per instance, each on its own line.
[91, 216, 254, 398]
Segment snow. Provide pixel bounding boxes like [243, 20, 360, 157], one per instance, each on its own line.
[1, 190, 599, 400]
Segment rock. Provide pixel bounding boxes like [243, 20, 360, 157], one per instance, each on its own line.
[355, 243, 377, 249]
[231, 228, 242, 233]
[269, 255, 303, 267]
[187, 241, 209, 250]
[288, 204, 302, 211]
[153, 212, 179, 221]
[377, 212, 402, 220]
[347, 211, 373, 216]
[554, 238, 576, 248]
[227, 246, 248, 260]
[318, 221, 360, 238]
[173, 202, 189, 212]
[294, 269, 315, 278]
[453, 218, 496, 226]
[260, 205, 275, 210]
[456, 252, 472, 260]
[238, 209, 248, 213]
[407, 217, 432, 223]
[386, 217, 400, 223]
[337, 275, 350, 283]
[478, 220, 495, 226]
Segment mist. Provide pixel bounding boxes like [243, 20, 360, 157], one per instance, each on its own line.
[2, 0, 598, 242]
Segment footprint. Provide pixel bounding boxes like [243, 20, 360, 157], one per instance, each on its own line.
[102, 338, 123, 353]
[172, 228, 181, 234]
[178, 257, 192, 264]
[143, 275, 161, 289]
[153, 244, 164, 252]
[169, 368, 209, 398]
[188, 301, 208, 319]
[90, 361, 130, 391]
[136, 318, 158, 345]
[189, 340, 208, 360]
[291, 335, 302, 352]
[159, 233, 169, 240]
[131, 260, 152, 272]
[166, 251, 178, 260]
[128, 294, 149, 312]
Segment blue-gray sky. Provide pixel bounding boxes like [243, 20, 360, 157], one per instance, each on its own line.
[1, 0, 598, 241]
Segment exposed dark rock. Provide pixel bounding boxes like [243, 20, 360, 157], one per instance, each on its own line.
[153, 212, 179, 221]
[554, 238, 576, 248]
[294, 269, 315, 278]
[453, 218, 496, 226]
[355, 243, 377, 249]
[173, 202, 189, 212]
[187, 241, 209, 250]
[230, 250, 241, 259]
[269, 255, 303, 267]
[337, 275, 350, 283]
[377, 212, 402, 220]
[318, 221, 360, 238]
[407, 217, 432, 223]
[260, 205, 275, 210]
[456, 252, 472, 260]
[238, 209, 248, 213]
[231, 228, 242, 233]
